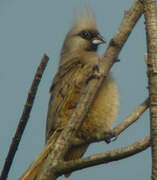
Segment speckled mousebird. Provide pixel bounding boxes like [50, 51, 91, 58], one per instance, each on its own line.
[46, 9, 119, 177]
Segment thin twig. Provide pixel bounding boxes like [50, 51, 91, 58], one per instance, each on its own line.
[72, 97, 149, 146]
[112, 97, 149, 136]
[0, 54, 49, 180]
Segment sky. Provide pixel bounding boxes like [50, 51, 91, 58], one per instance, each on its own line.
[0, 0, 151, 180]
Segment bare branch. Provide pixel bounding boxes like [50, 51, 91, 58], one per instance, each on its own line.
[112, 97, 149, 136]
[0, 54, 49, 180]
[143, 0, 157, 179]
[56, 136, 151, 176]
[36, 1, 144, 180]
[19, 97, 148, 180]
[72, 97, 149, 146]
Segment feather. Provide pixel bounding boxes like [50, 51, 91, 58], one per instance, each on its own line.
[46, 8, 119, 178]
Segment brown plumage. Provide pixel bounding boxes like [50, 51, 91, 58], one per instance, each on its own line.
[46, 9, 119, 177]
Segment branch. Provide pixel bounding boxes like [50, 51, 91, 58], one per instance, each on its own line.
[143, 0, 157, 179]
[19, 97, 148, 180]
[0, 54, 49, 180]
[36, 1, 144, 180]
[72, 97, 149, 146]
[56, 136, 151, 176]
[112, 97, 149, 136]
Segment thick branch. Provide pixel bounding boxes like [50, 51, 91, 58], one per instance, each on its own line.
[143, 0, 157, 179]
[72, 97, 149, 146]
[56, 136, 150, 176]
[36, 1, 144, 180]
[0, 54, 49, 180]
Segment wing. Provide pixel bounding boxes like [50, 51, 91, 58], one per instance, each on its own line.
[45, 58, 93, 142]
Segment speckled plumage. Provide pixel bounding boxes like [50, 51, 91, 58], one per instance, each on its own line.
[46, 9, 119, 177]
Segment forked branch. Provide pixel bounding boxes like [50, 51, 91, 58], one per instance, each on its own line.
[36, 1, 144, 180]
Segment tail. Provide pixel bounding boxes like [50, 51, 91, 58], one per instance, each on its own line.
[19, 132, 88, 179]
[19, 131, 60, 180]
[64, 144, 89, 178]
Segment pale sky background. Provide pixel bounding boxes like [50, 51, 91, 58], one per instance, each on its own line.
[0, 0, 151, 180]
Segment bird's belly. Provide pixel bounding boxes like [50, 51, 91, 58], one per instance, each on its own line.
[77, 76, 119, 139]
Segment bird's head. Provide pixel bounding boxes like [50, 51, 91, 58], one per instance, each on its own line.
[61, 9, 106, 58]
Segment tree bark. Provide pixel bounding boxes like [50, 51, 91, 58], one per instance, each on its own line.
[143, 0, 157, 179]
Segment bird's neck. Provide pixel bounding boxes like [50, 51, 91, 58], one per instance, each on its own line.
[60, 49, 99, 66]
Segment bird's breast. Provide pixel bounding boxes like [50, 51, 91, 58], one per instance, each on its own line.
[77, 74, 119, 139]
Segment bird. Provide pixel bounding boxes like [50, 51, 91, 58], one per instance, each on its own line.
[46, 9, 119, 177]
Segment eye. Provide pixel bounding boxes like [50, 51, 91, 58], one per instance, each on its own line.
[80, 30, 92, 40]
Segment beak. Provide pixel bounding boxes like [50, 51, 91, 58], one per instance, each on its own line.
[92, 34, 106, 45]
